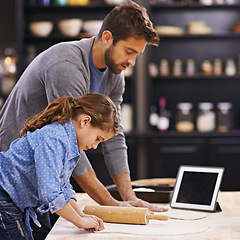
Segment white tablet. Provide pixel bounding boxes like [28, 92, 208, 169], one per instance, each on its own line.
[170, 165, 224, 212]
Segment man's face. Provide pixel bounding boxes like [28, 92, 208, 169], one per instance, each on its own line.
[104, 36, 147, 75]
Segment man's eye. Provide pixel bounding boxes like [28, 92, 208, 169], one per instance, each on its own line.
[97, 138, 100, 142]
[126, 51, 133, 55]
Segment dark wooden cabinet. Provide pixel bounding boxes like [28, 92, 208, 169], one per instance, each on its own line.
[148, 136, 207, 178]
[208, 137, 240, 190]
[147, 132, 240, 190]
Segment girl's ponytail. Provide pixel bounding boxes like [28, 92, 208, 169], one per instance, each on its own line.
[20, 96, 74, 137]
[20, 93, 119, 137]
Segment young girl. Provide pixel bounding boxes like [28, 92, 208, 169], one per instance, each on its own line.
[0, 93, 119, 240]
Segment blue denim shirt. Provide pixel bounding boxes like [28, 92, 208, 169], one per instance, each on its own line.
[0, 120, 80, 216]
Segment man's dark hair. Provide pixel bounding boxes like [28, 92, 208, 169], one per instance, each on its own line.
[98, 0, 159, 46]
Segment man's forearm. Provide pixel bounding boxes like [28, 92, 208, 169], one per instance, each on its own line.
[74, 169, 120, 206]
[112, 172, 137, 201]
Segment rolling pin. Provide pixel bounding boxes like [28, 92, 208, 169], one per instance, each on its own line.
[83, 205, 168, 225]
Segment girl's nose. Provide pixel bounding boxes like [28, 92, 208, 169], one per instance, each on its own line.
[92, 142, 99, 149]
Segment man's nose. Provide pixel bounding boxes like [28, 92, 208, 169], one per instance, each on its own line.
[128, 56, 136, 66]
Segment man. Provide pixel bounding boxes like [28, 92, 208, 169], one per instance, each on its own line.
[0, 0, 166, 239]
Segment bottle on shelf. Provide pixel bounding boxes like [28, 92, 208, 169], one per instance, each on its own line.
[186, 58, 195, 77]
[157, 97, 170, 131]
[159, 59, 169, 77]
[213, 58, 222, 76]
[148, 62, 158, 77]
[225, 58, 236, 76]
[201, 60, 213, 76]
[173, 58, 182, 77]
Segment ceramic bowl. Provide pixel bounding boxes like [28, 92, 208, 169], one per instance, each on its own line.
[58, 18, 83, 37]
[29, 21, 53, 37]
[82, 20, 103, 36]
[104, 0, 126, 5]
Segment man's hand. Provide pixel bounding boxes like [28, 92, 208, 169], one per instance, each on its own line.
[112, 173, 168, 212]
[127, 198, 168, 212]
[74, 170, 168, 212]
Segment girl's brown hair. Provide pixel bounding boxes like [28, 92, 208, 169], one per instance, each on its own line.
[20, 93, 119, 137]
[98, 0, 159, 46]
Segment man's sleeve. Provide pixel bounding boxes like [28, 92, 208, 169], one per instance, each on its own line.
[102, 72, 130, 177]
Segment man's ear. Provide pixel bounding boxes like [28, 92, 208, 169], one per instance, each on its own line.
[102, 30, 113, 46]
[80, 115, 91, 127]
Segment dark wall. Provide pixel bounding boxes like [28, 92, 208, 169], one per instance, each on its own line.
[0, 1, 16, 51]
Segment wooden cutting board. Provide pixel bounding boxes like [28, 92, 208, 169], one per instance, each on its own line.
[131, 178, 175, 187]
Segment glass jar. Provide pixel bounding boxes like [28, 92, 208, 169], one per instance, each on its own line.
[175, 102, 194, 132]
[225, 58, 236, 76]
[186, 58, 195, 76]
[217, 102, 233, 132]
[197, 102, 215, 132]
[173, 58, 182, 77]
[159, 59, 169, 76]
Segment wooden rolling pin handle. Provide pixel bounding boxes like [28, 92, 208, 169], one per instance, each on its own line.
[147, 213, 169, 221]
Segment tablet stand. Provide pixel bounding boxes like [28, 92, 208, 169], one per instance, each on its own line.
[214, 202, 222, 212]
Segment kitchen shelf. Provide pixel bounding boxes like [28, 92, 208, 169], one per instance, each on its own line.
[144, 130, 240, 138]
[151, 74, 240, 81]
[158, 33, 240, 39]
[150, 2, 240, 9]
[24, 3, 113, 11]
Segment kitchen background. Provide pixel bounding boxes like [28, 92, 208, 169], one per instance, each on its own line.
[1, 0, 240, 191]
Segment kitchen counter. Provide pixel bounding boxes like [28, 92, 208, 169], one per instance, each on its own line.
[46, 191, 240, 240]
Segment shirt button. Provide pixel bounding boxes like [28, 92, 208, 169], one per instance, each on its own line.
[69, 167, 72, 170]
[60, 175, 64, 178]
[62, 183, 66, 187]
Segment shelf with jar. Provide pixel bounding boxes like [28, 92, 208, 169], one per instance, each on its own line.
[16, 0, 115, 74]
[149, 2, 240, 9]
[149, 0, 240, 38]
[148, 55, 240, 79]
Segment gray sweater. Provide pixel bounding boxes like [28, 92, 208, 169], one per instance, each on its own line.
[0, 37, 129, 178]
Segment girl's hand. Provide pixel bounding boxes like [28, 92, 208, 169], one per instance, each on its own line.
[80, 215, 105, 231]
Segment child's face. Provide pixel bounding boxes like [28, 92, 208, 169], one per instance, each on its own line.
[72, 115, 114, 151]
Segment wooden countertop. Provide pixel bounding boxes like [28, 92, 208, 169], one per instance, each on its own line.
[46, 191, 240, 240]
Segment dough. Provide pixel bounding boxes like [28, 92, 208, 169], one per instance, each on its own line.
[99, 221, 210, 236]
[160, 209, 208, 220]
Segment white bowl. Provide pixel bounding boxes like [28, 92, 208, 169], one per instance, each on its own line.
[104, 0, 126, 5]
[29, 21, 53, 37]
[82, 20, 103, 36]
[58, 18, 83, 37]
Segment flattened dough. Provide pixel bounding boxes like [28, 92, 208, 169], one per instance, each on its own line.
[99, 221, 210, 236]
[159, 209, 208, 220]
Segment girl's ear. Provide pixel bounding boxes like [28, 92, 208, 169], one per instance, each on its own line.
[80, 115, 91, 127]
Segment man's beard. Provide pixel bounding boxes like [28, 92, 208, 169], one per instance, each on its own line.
[105, 45, 123, 75]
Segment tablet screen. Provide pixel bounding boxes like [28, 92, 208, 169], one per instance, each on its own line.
[170, 165, 224, 212]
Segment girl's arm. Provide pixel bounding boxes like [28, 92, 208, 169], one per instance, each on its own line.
[55, 200, 104, 231]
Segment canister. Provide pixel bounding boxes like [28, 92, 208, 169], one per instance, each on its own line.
[217, 102, 233, 132]
[175, 102, 194, 132]
[197, 102, 215, 132]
